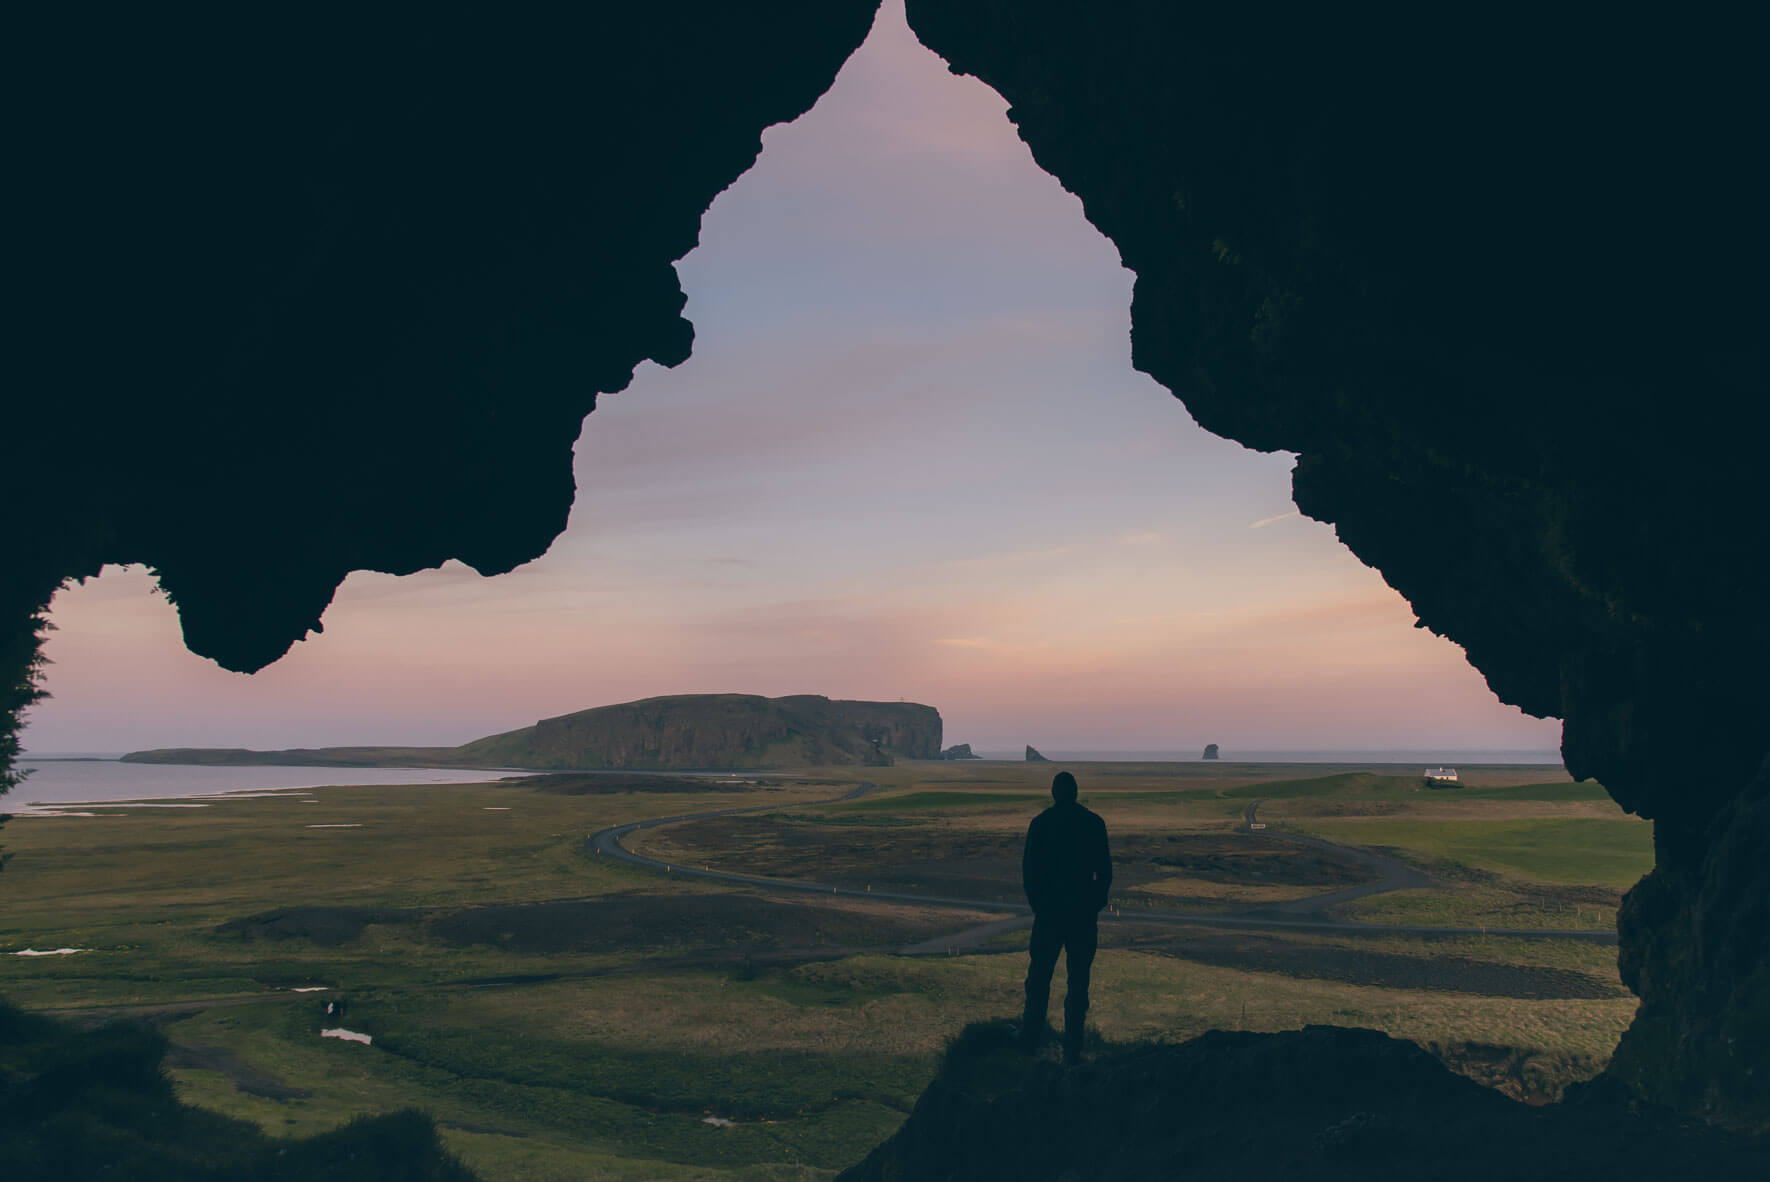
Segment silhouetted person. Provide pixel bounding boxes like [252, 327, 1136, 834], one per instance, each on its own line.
[1021, 770, 1112, 1064]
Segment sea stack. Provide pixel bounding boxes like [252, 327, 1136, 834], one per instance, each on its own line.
[1203, 743, 1220, 760]
[941, 743, 980, 760]
[1025, 745, 1049, 762]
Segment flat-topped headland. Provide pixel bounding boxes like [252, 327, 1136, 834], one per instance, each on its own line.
[122, 693, 942, 771]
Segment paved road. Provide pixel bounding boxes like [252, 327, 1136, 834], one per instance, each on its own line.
[589, 785, 1618, 945]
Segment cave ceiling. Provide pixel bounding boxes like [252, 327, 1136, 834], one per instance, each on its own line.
[6, 0, 1768, 1122]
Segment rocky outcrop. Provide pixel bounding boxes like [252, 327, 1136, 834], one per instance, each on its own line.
[5, 0, 1765, 1129]
[1610, 755, 1770, 1120]
[0, 998, 475, 1179]
[941, 743, 980, 760]
[4, 2, 881, 681]
[1025, 745, 1049, 762]
[122, 695, 942, 771]
[839, 1022, 1770, 1181]
[907, 1, 1768, 1123]
[455, 694, 940, 770]
[1202, 744, 1219, 761]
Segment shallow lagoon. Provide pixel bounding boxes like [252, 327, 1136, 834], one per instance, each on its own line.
[8, 756, 525, 811]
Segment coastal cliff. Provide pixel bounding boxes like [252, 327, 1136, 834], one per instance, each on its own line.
[125, 694, 942, 771]
[457, 694, 940, 769]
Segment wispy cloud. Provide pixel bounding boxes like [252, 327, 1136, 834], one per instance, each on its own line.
[1248, 510, 1302, 529]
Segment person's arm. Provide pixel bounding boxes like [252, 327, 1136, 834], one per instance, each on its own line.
[1092, 816, 1113, 911]
[1022, 817, 1045, 913]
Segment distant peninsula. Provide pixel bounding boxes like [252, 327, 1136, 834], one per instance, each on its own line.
[122, 693, 943, 771]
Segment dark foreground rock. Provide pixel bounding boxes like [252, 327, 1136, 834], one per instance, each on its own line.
[0, 1000, 474, 1181]
[839, 1023, 1770, 1182]
[1025, 746, 1049, 762]
[905, 1, 1769, 1123]
[8, 3, 880, 679]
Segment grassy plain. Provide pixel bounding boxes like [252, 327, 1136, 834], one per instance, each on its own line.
[0, 760, 1650, 1179]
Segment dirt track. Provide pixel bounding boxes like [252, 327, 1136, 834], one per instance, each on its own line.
[588, 784, 1617, 945]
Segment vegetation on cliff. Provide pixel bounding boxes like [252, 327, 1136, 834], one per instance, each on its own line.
[0, 610, 51, 871]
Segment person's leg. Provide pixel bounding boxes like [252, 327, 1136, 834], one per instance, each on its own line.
[1022, 914, 1061, 1044]
[1061, 915, 1098, 1063]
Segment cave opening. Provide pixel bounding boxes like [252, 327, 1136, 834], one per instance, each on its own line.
[24, 1, 1555, 765]
[6, 0, 1765, 1168]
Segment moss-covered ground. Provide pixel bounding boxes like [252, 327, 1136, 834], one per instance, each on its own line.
[0, 760, 1649, 1179]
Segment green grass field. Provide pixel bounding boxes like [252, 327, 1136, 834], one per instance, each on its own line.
[1292, 818, 1653, 889]
[0, 760, 1649, 1179]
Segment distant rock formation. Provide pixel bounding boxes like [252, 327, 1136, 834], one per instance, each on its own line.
[128, 694, 942, 772]
[941, 743, 980, 760]
[1025, 745, 1049, 762]
[1203, 743, 1220, 760]
[460, 694, 941, 770]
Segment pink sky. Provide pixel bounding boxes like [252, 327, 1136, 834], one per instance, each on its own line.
[23, 3, 1561, 757]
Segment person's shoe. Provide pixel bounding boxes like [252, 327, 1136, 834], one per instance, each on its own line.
[1017, 1019, 1045, 1053]
[1062, 1031, 1084, 1066]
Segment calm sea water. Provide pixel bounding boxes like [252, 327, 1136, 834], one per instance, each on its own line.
[6, 756, 528, 813]
[6, 748, 1565, 813]
[969, 749, 1563, 766]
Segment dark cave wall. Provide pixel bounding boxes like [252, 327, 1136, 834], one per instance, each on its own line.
[905, 0, 1768, 1122]
[6, 0, 1766, 1128]
[7, 1, 882, 678]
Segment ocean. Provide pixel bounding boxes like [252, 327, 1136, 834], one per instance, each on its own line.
[6, 748, 1566, 813]
[6, 755, 528, 813]
[968, 749, 1563, 766]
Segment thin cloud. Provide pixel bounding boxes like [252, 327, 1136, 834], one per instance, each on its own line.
[1248, 510, 1302, 529]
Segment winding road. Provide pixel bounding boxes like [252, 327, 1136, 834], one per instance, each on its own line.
[588, 784, 1617, 946]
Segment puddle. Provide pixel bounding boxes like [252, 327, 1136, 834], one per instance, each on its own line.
[701, 1116, 736, 1128]
[291, 986, 328, 992]
[483, 807, 511, 810]
[305, 824, 363, 829]
[320, 1028, 372, 1045]
[13, 948, 87, 957]
[11, 811, 115, 818]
